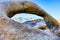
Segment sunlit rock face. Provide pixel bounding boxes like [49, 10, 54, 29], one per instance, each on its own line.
[0, 18, 58, 40]
[57, 19, 60, 23]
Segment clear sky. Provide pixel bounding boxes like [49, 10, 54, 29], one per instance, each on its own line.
[0, 0, 60, 19]
[29, 0, 60, 19]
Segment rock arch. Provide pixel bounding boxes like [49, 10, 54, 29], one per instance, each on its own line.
[0, 1, 60, 39]
[0, 1, 58, 27]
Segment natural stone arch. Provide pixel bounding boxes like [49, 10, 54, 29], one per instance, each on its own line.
[0, 1, 60, 39]
[1, 1, 58, 27]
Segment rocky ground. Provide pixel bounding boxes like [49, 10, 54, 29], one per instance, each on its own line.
[11, 16, 60, 40]
[0, 12, 59, 40]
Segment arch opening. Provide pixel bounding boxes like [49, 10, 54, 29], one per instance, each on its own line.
[4, 1, 59, 29]
[11, 13, 47, 30]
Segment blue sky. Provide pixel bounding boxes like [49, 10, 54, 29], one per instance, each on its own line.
[0, 0, 60, 19]
[29, 0, 60, 19]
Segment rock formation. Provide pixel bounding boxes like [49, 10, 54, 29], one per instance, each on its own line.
[0, 1, 60, 40]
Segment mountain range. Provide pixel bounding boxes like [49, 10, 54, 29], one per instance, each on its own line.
[11, 17, 46, 28]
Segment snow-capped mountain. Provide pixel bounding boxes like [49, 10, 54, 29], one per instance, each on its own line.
[11, 13, 43, 23]
[23, 19, 46, 28]
[11, 16, 46, 28]
[11, 13, 46, 28]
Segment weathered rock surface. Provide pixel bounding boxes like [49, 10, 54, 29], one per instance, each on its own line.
[0, 16, 55, 40]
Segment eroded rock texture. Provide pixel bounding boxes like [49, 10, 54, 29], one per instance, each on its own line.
[0, 1, 60, 40]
